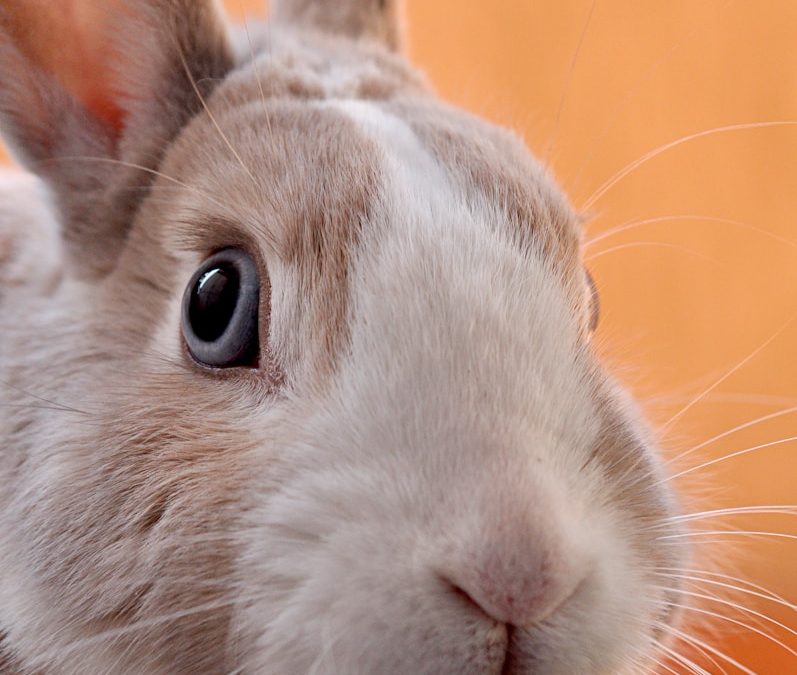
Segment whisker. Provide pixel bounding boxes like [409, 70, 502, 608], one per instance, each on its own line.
[643, 390, 797, 410]
[572, 0, 733, 190]
[655, 640, 711, 675]
[658, 622, 728, 675]
[543, 0, 596, 164]
[648, 653, 686, 675]
[659, 314, 797, 435]
[656, 622, 757, 675]
[586, 214, 797, 251]
[583, 120, 797, 210]
[0, 403, 88, 413]
[176, 50, 259, 188]
[654, 572, 796, 613]
[660, 529, 797, 543]
[666, 405, 797, 467]
[584, 241, 718, 264]
[653, 584, 797, 642]
[659, 505, 797, 525]
[33, 590, 271, 665]
[239, 3, 274, 142]
[653, 567, 793, 607]
[0, 377, 91, 415]
[666, 600, 797, 659]
[42, 156, 233, 214]
[663, 434, 797, 484]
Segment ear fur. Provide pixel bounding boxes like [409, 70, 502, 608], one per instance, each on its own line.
[0, 0, 234, 276]
[271, 0, 404, 51]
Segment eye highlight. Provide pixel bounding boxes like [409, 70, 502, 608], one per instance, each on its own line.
[181, 248, 260, 368]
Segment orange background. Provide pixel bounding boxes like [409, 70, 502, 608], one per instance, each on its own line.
[4, 1, 796, 672]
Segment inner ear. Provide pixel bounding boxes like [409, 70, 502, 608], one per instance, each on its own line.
[0, 1, 125, 134]
[0, 0, 234, 277]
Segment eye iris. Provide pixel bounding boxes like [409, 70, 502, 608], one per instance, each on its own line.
[181, 248, 260, 369]
[189, 265, 240, 342]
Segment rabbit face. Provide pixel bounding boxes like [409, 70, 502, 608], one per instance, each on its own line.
[0, 3, 684, 673]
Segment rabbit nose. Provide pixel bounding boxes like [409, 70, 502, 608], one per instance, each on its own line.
[443, 517, 584, 628]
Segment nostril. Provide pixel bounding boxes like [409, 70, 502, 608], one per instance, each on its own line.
[440, 546, 586, 629]
[442, 576, 496, 619]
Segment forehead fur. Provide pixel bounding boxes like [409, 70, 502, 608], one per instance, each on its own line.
[148, 30, 586, 377]
[216, 30, 582, 263]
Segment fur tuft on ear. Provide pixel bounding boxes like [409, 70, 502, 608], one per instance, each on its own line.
[271, 0, 404, 51]
[0, 0, 233, 276]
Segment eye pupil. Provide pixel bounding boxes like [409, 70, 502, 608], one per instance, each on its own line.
[189, 266, 240, 342]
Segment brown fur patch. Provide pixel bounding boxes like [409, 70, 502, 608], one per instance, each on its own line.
[388, 99, 590, 326]
[160, 81, 385, 376]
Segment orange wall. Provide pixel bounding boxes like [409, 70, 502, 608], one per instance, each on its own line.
[5, 1, 797, 672]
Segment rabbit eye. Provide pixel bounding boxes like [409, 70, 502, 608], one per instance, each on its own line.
[182, 248, 259, 368]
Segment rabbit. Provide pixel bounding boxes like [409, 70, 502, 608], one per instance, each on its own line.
[0, 1, 687, 673]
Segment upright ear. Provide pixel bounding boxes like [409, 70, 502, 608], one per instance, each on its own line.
[271, 0, 404, 52]
[0, 0, 233, 276]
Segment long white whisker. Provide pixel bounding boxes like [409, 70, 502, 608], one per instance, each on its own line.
[543, 0, 596, 164]
[662, 435, 797, 484]
[657, 622, 757, 675]
[654, 572, 796, 613]
[583, 120, 797, 210]
[32, 591, 270, 666]
[655, 640, 712, 675]
[666, 405, 797, 467]
[659, 315, 796, 435]
[650, 655, 686, 675]
[659, 505, 797, 525]
[586, 214, 797, 251]
[653, 567, 793, 607]
[660, 529, 797, 543]
[653, 584, 797, 642]
[667, 601, 797, 659]
[585, 241, 718, 264]
[571, 0, 733, 190]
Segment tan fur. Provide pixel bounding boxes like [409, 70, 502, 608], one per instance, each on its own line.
[272, 0, 404, 51]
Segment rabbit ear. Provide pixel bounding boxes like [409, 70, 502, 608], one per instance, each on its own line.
[271, 0, 404, 51]
[0, 0, 233, 276]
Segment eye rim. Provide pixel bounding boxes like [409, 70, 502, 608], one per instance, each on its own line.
[585, 268, 600, 334]
[181, 247, 260, 369]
